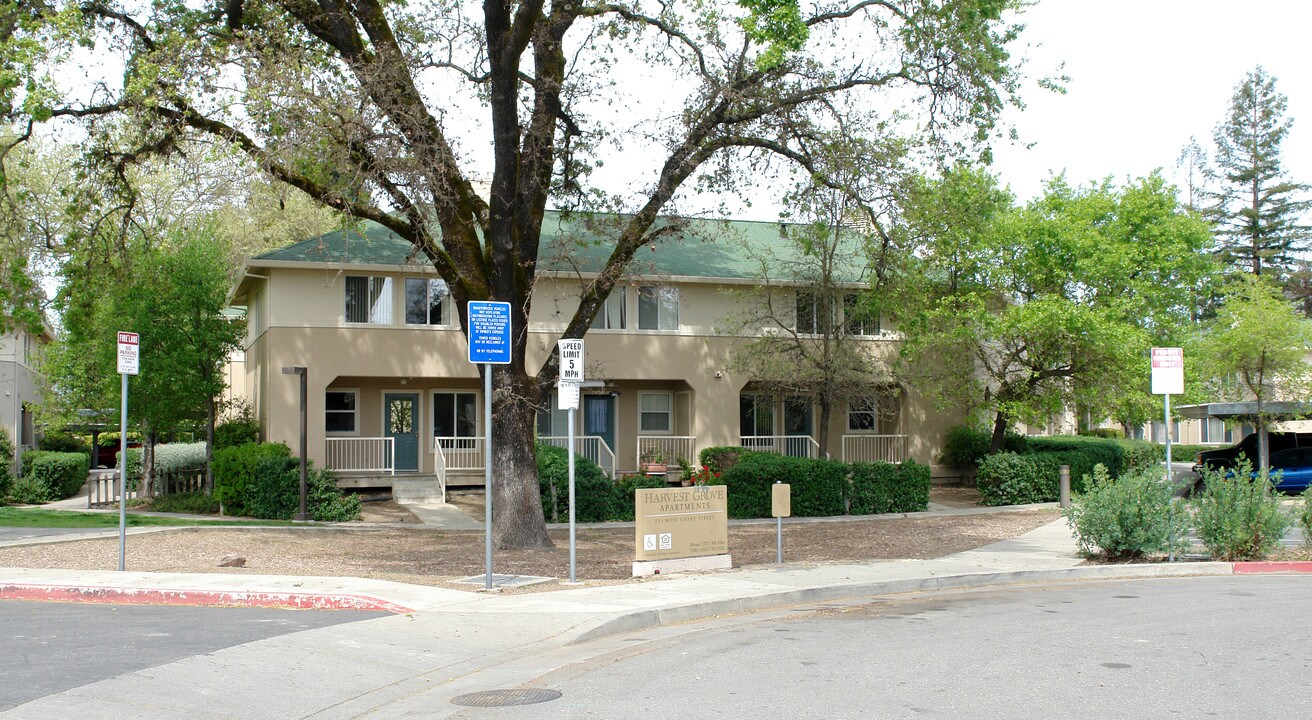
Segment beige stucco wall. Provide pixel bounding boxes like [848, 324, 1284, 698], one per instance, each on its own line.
[242, 266, 967, 478]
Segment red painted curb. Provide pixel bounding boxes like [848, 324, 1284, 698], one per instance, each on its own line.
[1232, 562, 1312, 575]
[0, 584, 413, 614]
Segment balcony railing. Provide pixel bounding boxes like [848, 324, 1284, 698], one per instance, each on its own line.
[841, 434, 909, 463]
[740, 435, 821, 459]
[539, 435, 616, 478]
[326, 437, 395, 475]
[636, 435, 696, 469]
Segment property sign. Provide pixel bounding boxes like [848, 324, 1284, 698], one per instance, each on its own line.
[772, 483, 791, 518]
[1151, 347, 1184, 395]
[116, 332, 140, 375]
[634, 485, 728, 561]
[558, 381, 580, 411]
[467, 301, 512, 364]
[558, 339, 584, 383]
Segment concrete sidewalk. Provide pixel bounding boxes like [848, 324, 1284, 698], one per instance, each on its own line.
[0, 516, 1290, 719]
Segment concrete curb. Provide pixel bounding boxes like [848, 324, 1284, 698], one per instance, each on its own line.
[569, 561, 1304, 644]
[0, 582, 415, 614]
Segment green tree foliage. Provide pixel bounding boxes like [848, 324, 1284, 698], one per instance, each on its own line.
[897, 169, 1216, 451]
[5, 0, 1027, 548]
[1194, 274, 1312, 470]
[43, 228, 244, 493]
[1206, 66, 1311, 278]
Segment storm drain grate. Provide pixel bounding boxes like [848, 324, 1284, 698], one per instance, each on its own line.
[454, 574, 556, 588]
[451, 689, 562, 707]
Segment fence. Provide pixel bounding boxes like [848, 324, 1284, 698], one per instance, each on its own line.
[86, 466, 206, 507]
[739, 435, 822, 459]
[325, 437, 395, 474]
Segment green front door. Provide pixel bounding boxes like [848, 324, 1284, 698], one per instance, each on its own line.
[385, 393, 420, 472]
[584, 395, 616, 457]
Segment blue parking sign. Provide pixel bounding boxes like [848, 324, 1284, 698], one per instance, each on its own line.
[467, 301, 513, 364]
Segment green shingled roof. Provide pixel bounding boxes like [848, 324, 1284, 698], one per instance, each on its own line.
[254, 210, 868, 283]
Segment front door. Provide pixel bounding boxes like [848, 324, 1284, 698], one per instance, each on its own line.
[583, 394, 616, 458]
[385, 392, 420, 472]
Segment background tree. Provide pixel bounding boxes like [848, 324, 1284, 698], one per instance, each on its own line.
[3, 0, 1028, 548]
[1206, 66, 1311, 279]
[1196, 274, 1312, 470]
[723, 180, 896, 456]
[896, 170, 1215, 451]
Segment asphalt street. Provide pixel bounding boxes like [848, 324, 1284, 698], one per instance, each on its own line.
[0, 601, 386, 711]
[485, 576, 1312, 720]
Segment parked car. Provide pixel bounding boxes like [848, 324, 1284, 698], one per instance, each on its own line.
[1263, 447, 1312, 494]
[1191, 431, 1312, 474]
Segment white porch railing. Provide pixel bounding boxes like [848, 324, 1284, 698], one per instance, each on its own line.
[739, 435, 821, 459]
[326, 437, 395, 474]
[841, 434, 909, 463]
[637, 435, 697, 468]
[539, 435, 616, 478]
[433, 436, 484, 471]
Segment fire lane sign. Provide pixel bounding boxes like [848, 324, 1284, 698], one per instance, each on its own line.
[117, 331, 140, 376]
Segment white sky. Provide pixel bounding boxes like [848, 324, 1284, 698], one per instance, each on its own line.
[991, 0, 1312, 202]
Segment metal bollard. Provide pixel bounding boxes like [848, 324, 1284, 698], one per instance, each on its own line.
[1059, 465, 1070, 508]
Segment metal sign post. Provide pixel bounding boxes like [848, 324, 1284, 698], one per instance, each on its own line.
[115, 331, 139, 572]
[467, 302, 512, 590]
[557, 338, 584, 584]
[1151, 347, 1184, 562]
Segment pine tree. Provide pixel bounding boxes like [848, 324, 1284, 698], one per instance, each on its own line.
[1207, 66, 1311, 277]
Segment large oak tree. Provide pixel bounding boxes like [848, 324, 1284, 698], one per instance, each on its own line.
[4, 0, 1025, 548]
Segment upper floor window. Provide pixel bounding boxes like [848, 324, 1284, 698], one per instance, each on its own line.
[405, 278, 449, 326]
[638, 286, 679, 331]
[326, 390, 358, 434]
[345, 276, 392, 324]
[590, 287, 627, 330]
[844, 293, 880, 336]
[796, 291, 834, 334]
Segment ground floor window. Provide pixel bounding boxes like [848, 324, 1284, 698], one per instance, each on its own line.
[326, 390, 358, 434]
[536, 393, 571, 436]
[847, 399, 879, 432]
[739, 394, 774, 437]
[639, 392, 672, 432]
[433, 391, 478, 446]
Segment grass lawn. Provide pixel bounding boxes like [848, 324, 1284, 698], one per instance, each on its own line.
[0, 507, 293, 528]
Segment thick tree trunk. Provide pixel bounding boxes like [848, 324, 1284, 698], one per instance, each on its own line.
[988, 410, 1009, 454]
[489, 368, 554, 550]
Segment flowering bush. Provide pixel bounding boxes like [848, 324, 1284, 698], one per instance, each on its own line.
[685, 465, 720, 486]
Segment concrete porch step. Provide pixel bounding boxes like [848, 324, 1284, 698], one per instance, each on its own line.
[391, 477, 446, 505]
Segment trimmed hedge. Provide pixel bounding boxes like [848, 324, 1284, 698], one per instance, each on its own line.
[213, 442, 292, 516]
[699, 446, 752, 473]
[22, 451, 91, 500]
[939, 426, 1026, 469]
[977, 452, 1057, 506]
[0, 427, 12, 499]
[719, 453, 846, 519]
[241, 456, 361, 521]
[849, 460, 931, 515]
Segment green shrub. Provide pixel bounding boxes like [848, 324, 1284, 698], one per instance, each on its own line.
[1191, 460, 1290, 561]
[21, 451, 91, 500]
[1121, 440, 1165, 474]
[154, 442, 208, 473]
[39, 430, 90, 453]
[212, 442, 291, 516]
[536, 442, 617, 523]
[308, 469, 362, 522]
[0, 427, 13, 500]
[699, 446, 752, 474]
[9, 474, 49, 504]
[111, 448, 144, 490]
[613, 473, 669, 522]
[1063, 465, 1189, 559]
[719, 453, 846, 518]
[1027, 435, 1124, 478]
[849, 460, 931, 514]
[1167, 444, 1210, 463]
[214, 406, 261, 450]
[938, 426, 1025, 469]
[1299, 486, 1312, 548]
[977, 452, 1056, 506]
[240, 456, 360, 521]
[1080, 427, 1125, 439]
[149, 491, 221, 515]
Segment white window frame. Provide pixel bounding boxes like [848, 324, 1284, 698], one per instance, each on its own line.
[404, 277, 450, 326]
[638, 286, 679, 331]
[325, 389, 360, 436]
[432, 390, 480, 443]
[345, 275, 393, 324]
[638, 392, 673, 433]
[590, 287, 627, 330]
[847, 399, 880, 433]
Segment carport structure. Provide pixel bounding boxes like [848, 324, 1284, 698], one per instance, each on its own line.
[1179, 401, 1312, 470]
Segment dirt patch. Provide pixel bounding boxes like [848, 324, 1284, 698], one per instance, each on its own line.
[0, 508, 1059, 593]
